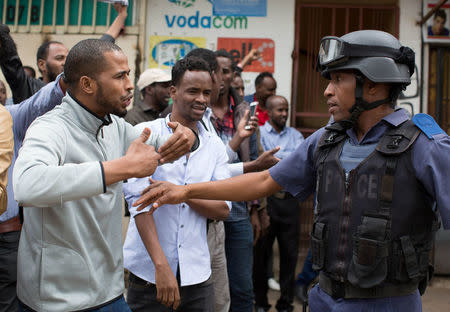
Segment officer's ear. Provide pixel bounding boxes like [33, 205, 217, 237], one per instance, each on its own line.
[366, 80, 390, 100]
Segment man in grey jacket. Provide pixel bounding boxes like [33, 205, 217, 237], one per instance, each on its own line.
[13, 39, 196, 312]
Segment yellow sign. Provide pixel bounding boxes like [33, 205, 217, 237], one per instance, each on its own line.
[149, 36, 206, 69]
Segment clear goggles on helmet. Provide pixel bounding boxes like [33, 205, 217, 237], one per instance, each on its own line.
[317, 36, 413, 70]
[318, 36, 349, 67]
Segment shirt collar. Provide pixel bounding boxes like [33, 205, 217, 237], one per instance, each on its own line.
[263, 121, 287, 135]
[65, 91, 112, 134]
[164, 113, 211, 139]
[346, 108, 409, 144]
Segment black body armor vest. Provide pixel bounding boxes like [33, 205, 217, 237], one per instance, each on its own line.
[311, 120, 439, 295]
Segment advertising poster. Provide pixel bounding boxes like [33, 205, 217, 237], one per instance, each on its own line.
[213, 0, 267, 17]
[423, 0, 450, 43]
[149, 36, 206, 69]
[217, 37, 275, 73]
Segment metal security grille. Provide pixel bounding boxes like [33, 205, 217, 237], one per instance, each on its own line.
[428, 47, 450, 134]
[0, 0, 141, 35]
[291, 2, 399, 136]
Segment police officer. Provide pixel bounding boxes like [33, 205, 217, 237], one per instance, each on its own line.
[133, 30, 450, 312]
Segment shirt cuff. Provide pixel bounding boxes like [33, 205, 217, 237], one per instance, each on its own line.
[228, 162, 243, 177]
[225, 143, 238, 163]
[98, 162, 106, 193]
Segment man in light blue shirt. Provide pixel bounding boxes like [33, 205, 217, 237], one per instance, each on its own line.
[123, 56, 231, 312]
[254, 95, 304, 312]
[259, 95, 304, 159]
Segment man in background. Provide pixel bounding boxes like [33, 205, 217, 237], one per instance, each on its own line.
[244, 72, 277, 126]
[428, 9, 449, 36]
[254, 95, 304, 312]
[125, 68, 171, 126]
[0, 3, 128, 103]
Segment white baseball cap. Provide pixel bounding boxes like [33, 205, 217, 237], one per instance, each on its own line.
[137, 68, 171, 91]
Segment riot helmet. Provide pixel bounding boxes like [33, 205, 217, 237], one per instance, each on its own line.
[317, 30, 415, 128]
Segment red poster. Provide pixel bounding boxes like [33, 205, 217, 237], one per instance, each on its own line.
[217, 37, 275, 73]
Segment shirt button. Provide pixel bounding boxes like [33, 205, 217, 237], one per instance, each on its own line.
[179, 244, 181, 248]
[180, 224, 184, 228]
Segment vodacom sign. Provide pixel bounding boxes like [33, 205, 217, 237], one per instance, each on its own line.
[166, 0, 249, 30]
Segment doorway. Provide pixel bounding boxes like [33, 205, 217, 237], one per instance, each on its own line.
[291, 1, 399, 136]
[428, 46, 450, 134]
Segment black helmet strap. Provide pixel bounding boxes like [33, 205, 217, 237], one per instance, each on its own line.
[339, 74, 391, 129]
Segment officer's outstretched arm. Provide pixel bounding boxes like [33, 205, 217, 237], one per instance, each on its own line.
[135, 170, 283, 212]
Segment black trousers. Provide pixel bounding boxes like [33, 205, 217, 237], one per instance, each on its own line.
[127, 272, 214, 312]
[253, 195, 299, 312]
[0, 231, 20, 312]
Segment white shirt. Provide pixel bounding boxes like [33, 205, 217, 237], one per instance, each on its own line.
[123, 115, 231, 286]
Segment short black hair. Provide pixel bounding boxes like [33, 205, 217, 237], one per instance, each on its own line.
[63, 39, 122, 90]
[435, 9, 447, 22]
[186, 48, 219, 73]
[255, 71, 274, 87]
[215, 49, 232, 60]
[172, 56, 212, 87]
[36, 40, 63, 62]
[23, 66, 36, 78]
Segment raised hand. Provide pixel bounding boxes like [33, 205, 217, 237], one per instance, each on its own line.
[237, 109, 259, 138]
[158, 122, 196, 164]
[125, 128, 161, 178]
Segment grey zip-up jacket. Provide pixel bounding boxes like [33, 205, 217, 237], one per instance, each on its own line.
[13, 93, 168, 312]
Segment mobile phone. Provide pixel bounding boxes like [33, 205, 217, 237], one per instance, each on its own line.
[245, 102, 258, 130]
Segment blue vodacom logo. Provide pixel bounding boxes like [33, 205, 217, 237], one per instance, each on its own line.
[166, 0, 248, 29]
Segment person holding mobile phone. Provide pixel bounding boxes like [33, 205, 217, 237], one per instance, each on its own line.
[244, 72, 277, 126]
[245, 102, 258, 130]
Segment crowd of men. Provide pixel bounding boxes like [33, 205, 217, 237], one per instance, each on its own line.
[0, 3, 449, 312]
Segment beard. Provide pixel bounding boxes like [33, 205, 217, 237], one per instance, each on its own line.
[46, 64, 61, 82]
[96, 83, 128, 118]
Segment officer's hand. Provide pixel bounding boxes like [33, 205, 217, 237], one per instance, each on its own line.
[125, 128, 160, 178]
[134, 178, 188, 212]
[158, 122, 195, 164]
[155, 263, 180, 310]
[254, 147, 280, 171]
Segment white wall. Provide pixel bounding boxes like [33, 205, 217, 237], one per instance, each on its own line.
[144, 0, 296, 102]
[398, 0, 424, 115]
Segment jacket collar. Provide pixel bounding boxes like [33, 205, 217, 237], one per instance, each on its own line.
[63, 91, 112, 135]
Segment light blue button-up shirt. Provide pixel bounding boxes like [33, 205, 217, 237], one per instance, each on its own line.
[1, 76, 64, 222]
[123, 115, 231, 286]
[260, 122, 304, 159]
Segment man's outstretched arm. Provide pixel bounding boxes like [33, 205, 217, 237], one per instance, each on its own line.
[134, 170, 283, 212]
